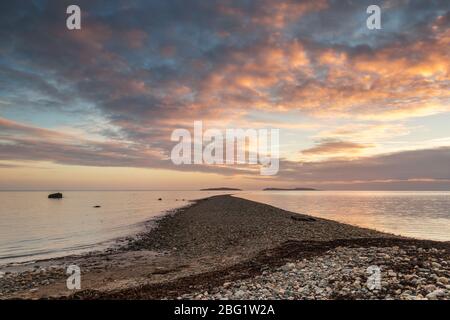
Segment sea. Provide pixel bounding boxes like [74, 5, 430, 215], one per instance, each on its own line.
[0, 190, 449, 266]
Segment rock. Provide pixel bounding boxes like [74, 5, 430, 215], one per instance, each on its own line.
[431, 262, 441, 268]
[173, 245, 450, 301]
[48, 193, 63, 199]
[280, 263, 296, 271]
[93, 205, 101, 208]
[437, 277, 448, 285]
[158, 198, 162, 201]
[235, 290, 245, 298]
[424, 284, 437, 292]
[425, 289, 445, 299]
[387, 270, 397, 277]
[315, 287, 324, 294]
[353, 280, 362, 289]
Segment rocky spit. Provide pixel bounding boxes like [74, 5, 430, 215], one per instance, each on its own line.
[180, 246, 450, 300]
[1, 195, 449, 300]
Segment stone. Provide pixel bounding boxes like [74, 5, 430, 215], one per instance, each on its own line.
[424, 284, 436, 292]
[315, 287, 324, 294]
[426, 289, 445, 299]
[162, 245, 450, 301]
[431, 262, 441, 268]
[48, 192, 63, 199]
[280, 263, 296, 271]
[437, 277, 448, 285]
[235, 290, 245, 298]
[388, 270, 397, 277]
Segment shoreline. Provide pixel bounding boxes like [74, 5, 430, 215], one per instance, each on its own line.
[0, 198, 198, 269]
[1, 195, 449, 300]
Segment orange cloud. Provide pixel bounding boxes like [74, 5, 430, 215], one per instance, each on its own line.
[251, 0, 328, 29]
[301, 140, 374, 157]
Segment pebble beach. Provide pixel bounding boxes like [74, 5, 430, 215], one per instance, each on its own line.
[1, 195, 449, 300]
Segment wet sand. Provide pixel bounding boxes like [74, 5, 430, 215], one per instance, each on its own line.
[1, 195, 448, 300]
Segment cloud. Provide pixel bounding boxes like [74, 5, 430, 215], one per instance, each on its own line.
[315, 123, 411, 142]
[0, 117, 262, 176]
[278, 147, 450, 184]
[301, 140, 374, 156]
[2, 116, 450, 189]
[0, 0, 449, 189]
[1, 1, 448, 131]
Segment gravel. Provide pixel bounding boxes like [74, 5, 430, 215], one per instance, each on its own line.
[1, 196, 448, 300]
[132, 195, 395, 258]
[180, 245, 450, 300]
[0, 266, 66, 296]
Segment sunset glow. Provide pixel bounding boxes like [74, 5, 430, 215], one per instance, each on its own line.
[0, 0, 449, 190]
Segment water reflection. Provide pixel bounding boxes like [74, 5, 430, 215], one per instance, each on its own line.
[238, 191, 450, 241]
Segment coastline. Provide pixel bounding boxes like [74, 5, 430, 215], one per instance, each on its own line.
[1, 195, 449, 300]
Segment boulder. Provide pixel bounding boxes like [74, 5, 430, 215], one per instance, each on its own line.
[48, 193, 63, 199]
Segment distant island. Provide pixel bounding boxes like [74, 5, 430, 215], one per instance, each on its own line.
[200, 187, 242, 191]
[263, 187, 318, 191]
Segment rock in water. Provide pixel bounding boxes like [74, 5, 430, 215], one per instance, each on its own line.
[48, 193, 63, 199]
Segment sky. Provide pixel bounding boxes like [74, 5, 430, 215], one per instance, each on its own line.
[0, 0, 449, 190]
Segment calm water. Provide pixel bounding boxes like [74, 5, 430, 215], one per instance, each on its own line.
[1, 190, 449, 266]
[0, 191, 232, 265]
[238, 191, 450, 242]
